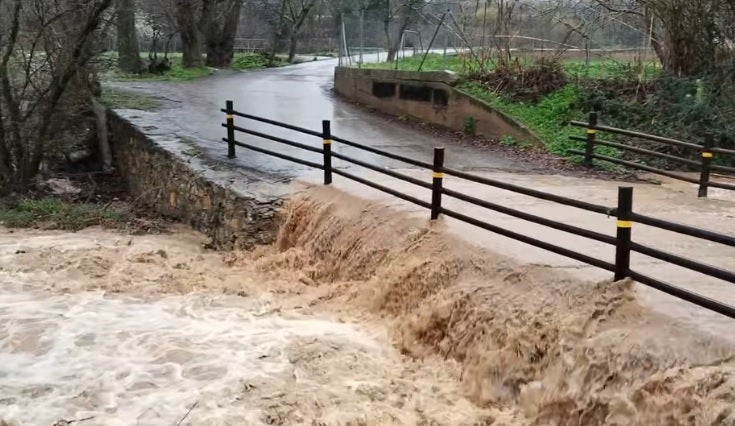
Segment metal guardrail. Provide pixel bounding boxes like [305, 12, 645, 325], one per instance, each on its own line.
[221, 100, 735, 320]
[569, 113, 735, 197]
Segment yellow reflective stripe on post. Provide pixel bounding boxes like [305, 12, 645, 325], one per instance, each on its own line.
[702, 152, 713, 158]
[226, 114, 234, 120]
[617, 220, 633, 228]
[587, 129, 597, 135]
[323, 139, 332, 145]
[432, 172, 444, 178]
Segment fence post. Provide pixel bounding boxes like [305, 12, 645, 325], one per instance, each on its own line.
[226, 100, 236, 159]
[584, 111, 598, 168]
[698, 133, 714, 198]
[614, 186, 633, 281]
[431, 147, 445, 220]
[322, 120, 333, 185]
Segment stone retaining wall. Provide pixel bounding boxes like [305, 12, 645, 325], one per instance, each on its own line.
[334, 67, 542, 146]
[108, 110, 282, 249]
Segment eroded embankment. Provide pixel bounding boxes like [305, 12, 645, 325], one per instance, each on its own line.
[231, 185, 735, 425]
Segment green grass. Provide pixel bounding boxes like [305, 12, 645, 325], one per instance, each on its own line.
[459, 81, 619, 161]
[565, 60, 660, 81]
[231, 53, 286, 70]
[103, 52, 283, 82]
[364, 54, 660, 81]
[114, 57, 212, 82]
[364, 53, 644, 163]
[100, 87, 161, 110]
[363, 53, 469, 73]
[0, 198, 131, 231]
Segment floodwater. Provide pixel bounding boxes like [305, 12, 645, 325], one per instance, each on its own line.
[3, 188, 735, 425]
[292, 167, 735, 339]
[20, 51, 733, 424]
[0, 226, 497, 425]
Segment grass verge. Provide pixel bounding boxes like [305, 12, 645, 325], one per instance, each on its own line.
[100, 87, 161, 110]
[362, 54, 636, 164]
[115, 62, 212, 82]
[103, 52, 287, 82]
[363, 53, 659, 81]
[0, 198, 131, 231]
[231, 53, 286, 70]
[459, 81, 620, 161]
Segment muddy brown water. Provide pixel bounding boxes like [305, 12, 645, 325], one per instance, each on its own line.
[2, 186, 735, 425]
[291, 168, 735, 339]
[0, 224, 498, 425]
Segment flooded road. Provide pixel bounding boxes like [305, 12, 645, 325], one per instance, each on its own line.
[114, 56, 541, 181]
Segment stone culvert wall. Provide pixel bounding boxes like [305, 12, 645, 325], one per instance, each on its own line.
[108, 110, 282, 249]
[334, 67, 542, 146]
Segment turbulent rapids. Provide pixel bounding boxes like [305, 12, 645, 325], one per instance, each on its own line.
[2, 185, 735, 425]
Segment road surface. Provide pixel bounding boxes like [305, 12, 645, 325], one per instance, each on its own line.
[113, 55, 543, 182]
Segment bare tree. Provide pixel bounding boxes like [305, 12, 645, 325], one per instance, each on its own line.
[383, 0, 428, 61]
[139, 0, 179, 72]
[171, 0, 244, 68]
[0, 0, 114, 192]
[174, 0, 204, 67]
[593, 0, 735, 76]
[266, 0, 320, 63]
[201, 0, 243, 67]
[117, 0, 143, 73]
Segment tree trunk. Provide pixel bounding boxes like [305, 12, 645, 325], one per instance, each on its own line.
[387, 21, 409, 62]
[0, 105, 11, 188]
[384, 21, 395, 61]
[175, 0, 204, 68]
[203, 0, 242, 68]
[91, 98, 112, 171]
[116, 0, 142, 73]
[288, 35, 298, 63]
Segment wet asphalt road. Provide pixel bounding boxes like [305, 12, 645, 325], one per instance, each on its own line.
[116, 56, 538, 181]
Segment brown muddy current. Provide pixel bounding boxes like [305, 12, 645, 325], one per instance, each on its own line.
[1, 186, 735, 425]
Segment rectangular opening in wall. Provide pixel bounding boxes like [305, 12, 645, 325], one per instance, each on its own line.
[432, 89, 449, 106]
[372, 82, 396, 98]
[399, 84, 432, 102]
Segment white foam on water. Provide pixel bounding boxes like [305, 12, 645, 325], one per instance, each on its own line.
[0, 280, 388, 425]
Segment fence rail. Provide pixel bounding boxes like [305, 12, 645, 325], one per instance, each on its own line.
[569, 113, 735, 197]
[221, 100, 735, 320]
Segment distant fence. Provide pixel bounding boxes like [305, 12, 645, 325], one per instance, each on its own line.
[233, 38, 267, 53]
[569, 113, 735, 197]
[221, 100, 735, 320]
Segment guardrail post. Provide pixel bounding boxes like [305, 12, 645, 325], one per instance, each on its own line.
[614, 186, 633, 281]
[698, 133, 714, 198]
[584, 112, 598, 168]
[322, 120, 333, 185]
[226, 100, 236, 159]
[431, 147, 445, 220]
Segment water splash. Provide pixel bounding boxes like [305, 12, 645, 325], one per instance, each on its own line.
[0, 226, 496, 426]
